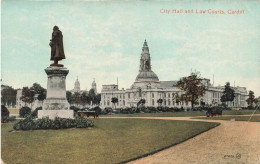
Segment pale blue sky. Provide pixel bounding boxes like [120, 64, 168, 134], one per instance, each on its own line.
[1, 1, 260, 96]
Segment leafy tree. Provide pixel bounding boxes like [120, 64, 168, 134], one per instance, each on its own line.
[177, 72, 206, 108]
[94, 94, 101, 105]
[246, 90, 255, 108]
[111, 97, 118, 110]
[71, 92, 81, 106]
[66, 91, 72, 103]
[88, 89, 96, 105]
[30, 83, 46, 101]
[221, 82, 235, 105]
[20, 87, 35, 107]
[1, 105, 10, 122]
[1, 85, 17, 107]
[137, 99, 145, 107]
[157, 98, 163, 107]
[81, 91, 90, 106]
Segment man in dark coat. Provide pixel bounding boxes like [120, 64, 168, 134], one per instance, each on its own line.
[49, 26, 65, 66]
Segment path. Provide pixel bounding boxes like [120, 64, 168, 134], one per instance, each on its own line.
[104, 115, 260, 164]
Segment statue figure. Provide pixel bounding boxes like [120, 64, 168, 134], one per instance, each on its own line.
[49, 26, 65, 66]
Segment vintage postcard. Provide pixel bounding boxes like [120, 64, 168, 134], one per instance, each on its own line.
[1, 0, 260, 164]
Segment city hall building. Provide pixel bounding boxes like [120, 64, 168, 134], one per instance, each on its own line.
[100, 40, 248, 109]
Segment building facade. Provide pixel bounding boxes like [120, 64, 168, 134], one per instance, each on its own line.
[100, 40, 248, 109]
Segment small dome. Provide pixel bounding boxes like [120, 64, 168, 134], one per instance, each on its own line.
[135, 71, 159, 82]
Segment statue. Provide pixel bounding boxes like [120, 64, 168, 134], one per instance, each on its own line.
[49, 26, 65, 67]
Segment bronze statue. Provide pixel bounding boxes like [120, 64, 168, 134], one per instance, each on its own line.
[49, 26, 65, 66]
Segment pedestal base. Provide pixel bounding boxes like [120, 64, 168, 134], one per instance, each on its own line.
[38, 66, 74, 119]
[38, 110, 74, 119]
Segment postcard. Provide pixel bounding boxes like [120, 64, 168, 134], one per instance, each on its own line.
[1, 1, 260, 164]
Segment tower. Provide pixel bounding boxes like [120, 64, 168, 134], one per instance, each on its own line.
[132, 40, 160, 89]
[139, 40, 152, 72]
[91, 78, 97, 94]
[74, 76, 80, 92]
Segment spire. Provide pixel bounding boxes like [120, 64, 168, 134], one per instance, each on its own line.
[140, 40, 151, 71]
[143, 39, 147, 47]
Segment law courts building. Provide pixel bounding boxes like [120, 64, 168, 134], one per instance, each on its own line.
[100, 40, 248, 109]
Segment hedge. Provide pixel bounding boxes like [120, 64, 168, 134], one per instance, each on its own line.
[13, 116, 94, 131]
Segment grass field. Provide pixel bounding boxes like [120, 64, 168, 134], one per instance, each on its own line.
[101, 110, 260, 118]
[1, 119, 219, 164]
[196, 115, 260, 122]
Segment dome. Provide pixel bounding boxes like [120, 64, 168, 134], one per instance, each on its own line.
[135, 70, 159, 82]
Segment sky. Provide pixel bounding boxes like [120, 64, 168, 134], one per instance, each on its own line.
[1, 1, 260, 96]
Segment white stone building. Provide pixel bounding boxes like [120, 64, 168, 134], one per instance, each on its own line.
[100, 40, 248, 109]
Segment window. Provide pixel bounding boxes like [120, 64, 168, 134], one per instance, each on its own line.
[139, 88, 142, 97]
[152, 99, 154, 105]
[123, 94, 125, 99]
[168, 100, 171, 106]
[107, 101, 110, 106]
[104, 101, 106, 105]
[123, 100, 125, 106]
[128, 93, 130, 99]
[168, 93, 170, 98]
[152, 93, 154, 98]
[164, 100, 166, 105]
[172, 100, 175, 106]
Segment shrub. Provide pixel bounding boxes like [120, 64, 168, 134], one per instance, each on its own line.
[104, 107, 113, 114]
[19, 107, 32, 118]
[13, 116, 94, 131]
[1, 105, 10, 123]
[146, 107, 158, 113]
[31, 107, 42, 118]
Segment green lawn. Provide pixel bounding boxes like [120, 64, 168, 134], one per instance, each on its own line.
[196, 115, 260, 122]
[2, 119, 219, 164]
[101, 110, 260, 118]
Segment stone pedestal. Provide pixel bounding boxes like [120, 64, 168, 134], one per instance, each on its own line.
[38, 66, 74, 119]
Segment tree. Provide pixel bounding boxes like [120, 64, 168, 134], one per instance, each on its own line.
[221, 82, 235, 105]
[111, 97, 118, 110]
[66, 91, 72, 103]
[30, 83, 46, 101]
[177, 72, 206, 108]
[94, 94, 101, 105]
[157, 98, 163, 106]
[1, 85, 17, 107]
[71, 92, 81, 106]
[246, 90, 255, 108]
[20, 87, 35, 107]
[137, 99, 145, 107]
[81, 91, 90, 106]
[88, 89, 96, 105]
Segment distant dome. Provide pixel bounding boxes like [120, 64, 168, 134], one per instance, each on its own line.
[135, 71, 159, 82]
